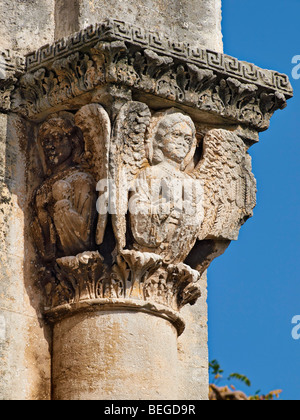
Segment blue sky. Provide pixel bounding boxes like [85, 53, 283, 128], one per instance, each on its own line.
[208, 0, 300, 400]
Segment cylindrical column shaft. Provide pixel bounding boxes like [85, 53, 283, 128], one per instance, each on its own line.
[52, 310, 179, 400]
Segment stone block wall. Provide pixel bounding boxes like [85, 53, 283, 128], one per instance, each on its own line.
[55, 0, 223, 52]
[0, 0, 55, 400]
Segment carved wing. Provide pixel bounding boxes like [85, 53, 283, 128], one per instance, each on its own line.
[110, 101, 152, 251]
[193, 129, 256, 241]
[75, 104, 111, 245]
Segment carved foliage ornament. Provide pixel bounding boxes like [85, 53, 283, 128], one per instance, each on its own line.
[0, 50, 24, 112]
[32, 102, 257, 333]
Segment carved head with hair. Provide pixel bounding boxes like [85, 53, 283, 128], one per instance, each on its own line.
[38, 117, 84, 174]
[146, 108, 197, 170]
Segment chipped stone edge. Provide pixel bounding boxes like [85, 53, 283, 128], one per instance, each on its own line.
[44, 298, 186, 336]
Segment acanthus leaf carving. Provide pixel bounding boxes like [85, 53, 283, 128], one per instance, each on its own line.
[0, 50, 24, 112]
[260, 91, 287, 115]
[56, 251, 106, 303]
[143, 49, 174, 79]
[166, 263, 201, 310]
[120, 250, 163, 298]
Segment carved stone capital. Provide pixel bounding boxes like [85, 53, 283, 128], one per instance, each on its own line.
[21, 21, 292, 333]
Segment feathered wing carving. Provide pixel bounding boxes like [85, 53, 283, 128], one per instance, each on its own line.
[193, 129, 257, 241]
[109, 101, 152, 252]
[75, 104, 111, 245]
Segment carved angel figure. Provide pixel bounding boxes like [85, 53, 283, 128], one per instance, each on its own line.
[31, 101, 256, 311]
[32, 116, 97, 262]
[129, 108, 204, 264]
[107, 102, 256, 270]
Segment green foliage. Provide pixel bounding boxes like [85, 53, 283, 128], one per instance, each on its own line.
[249, 390, 282, 401]
[209, 360, 282, 400]
[209, 360, 224, 380]
[228, 373, 251, 388]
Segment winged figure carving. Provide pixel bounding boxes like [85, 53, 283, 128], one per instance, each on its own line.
[32, 113, 98, 263]
[103, 101, 256, 268]
[32, 101, 256, 312]
[32, 105, 111, 263]
[34, 100, 255, 269]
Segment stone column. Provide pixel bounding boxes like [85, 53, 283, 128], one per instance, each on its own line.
[52, 0, 223, 400]
[52, 311, 179, 400]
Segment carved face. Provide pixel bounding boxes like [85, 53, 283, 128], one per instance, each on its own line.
[160, 121, 194, 163]
[41, 126, 73, 168]
[149, 111, 196, 167]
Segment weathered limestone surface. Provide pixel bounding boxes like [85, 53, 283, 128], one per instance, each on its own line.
[26, 87, 260, 398]
[0, 114, 52, 400]
[178, 272, 208, 400]
[0, 0, 55, 400]
[52, 311, 178, 400]
[0, 0, 54, 52]
[55, 0, 223, 52]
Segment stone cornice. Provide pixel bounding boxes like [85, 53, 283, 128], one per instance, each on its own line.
[25, 19, 293, 98]
[12, 19, 293, 133]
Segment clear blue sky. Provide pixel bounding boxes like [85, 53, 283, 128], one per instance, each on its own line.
[208, 0, 300, 400]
